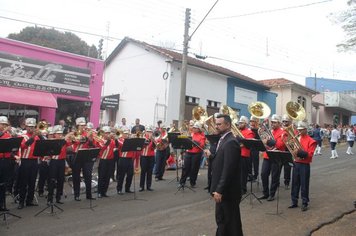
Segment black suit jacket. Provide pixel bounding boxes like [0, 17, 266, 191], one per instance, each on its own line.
[210, 132, 241, 201]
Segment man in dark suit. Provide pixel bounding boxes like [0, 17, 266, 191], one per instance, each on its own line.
[210, 114, 243, 236]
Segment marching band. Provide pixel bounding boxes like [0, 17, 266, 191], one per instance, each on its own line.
[0, 101, 320, 216]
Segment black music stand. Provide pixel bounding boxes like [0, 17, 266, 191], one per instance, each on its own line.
[0, 137, 23, 227]
[167, 132, 181, 183]
[121, 138, 146, 201]
[266, 150, 293, 216]
[240, 138, 264, 205]
[171, 137, 196, 194]
[34, 139, 66, 217]
[76, 148, 100, 211]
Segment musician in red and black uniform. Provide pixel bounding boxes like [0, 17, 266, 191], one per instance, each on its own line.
[154, 125, 169, 181]
[116, 129, 135, 194]
[0, 116, 13, 211]
[139, 126, 155, 191]
[258, 114, 287, 202]
[97, 126, 116, 198]
[281, 114, 294, 189]
[179, 122, 206, 188]
[18, 118, 43, 209]
[248, 116, 260, 182]
[71, 117, 97, 201]
[47, 125, 72, 205]
[237, 116, 255, 195]
[37, 127, 50, 197]
[288, 121, 317, 212]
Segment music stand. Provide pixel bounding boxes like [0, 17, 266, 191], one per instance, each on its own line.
[241, 138, 266, 152]
[167, 133, 181, 183]
[121, 138, 146, 201]
[266, 150, 293, 216]
[170, 136, 196, 194]
[76, 148, 100, 211]
[0, 137, 23, 227]
[34, 140, 66, 216]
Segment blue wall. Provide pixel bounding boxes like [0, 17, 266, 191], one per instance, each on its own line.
[226, 77, 277, 118]
[305, 77, 356, 124]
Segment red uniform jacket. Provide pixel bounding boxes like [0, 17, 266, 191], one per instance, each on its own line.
[240, 128, 255, 158]
[187, 132, 206, 154]
[141, 139, 155, 157]
[118, 138, 135, 158]
[263, 128, 286, 160]
[98, 138, 116, 160]
[0, 131, 12, 158]
[296, 134, 317, 164]
[21, 133, 41, 159]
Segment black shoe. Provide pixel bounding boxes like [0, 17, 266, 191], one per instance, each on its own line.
[301, 205, 308, 212]
[258, 195, 269, 200]
[56, 200, 64, 204]
[267, 196, 275, 201]
[204, 186, 210, 190]
[147, 188, 154, 191]
[74, 196, 81, 201]
[102, 194, 109, 197]
[190, 184, 196, 188]
[86, 196, 96, 200]
[0, 207, 9, 212]
[26, 202, 38, 207]
[126, 190, 134, 193]
[18, 203, 24, 209]
[38, 192, 44, 197]
[117, 191, 123, 195]
[139, 188, 144, 192]
[288, 204, 298, 209]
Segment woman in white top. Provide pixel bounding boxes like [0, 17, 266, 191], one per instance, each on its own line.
[330, 125, 340, 159]
[346, 125, 355, 155]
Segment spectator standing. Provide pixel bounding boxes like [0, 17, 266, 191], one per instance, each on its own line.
[346, 125, 355, 155]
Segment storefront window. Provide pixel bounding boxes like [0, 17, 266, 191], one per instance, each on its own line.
[0, 102, 39, 128]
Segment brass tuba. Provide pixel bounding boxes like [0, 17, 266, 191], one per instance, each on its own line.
[219, 105, 244, 138]
[282, 101, 306, 160]
[248, 101, 274, 142]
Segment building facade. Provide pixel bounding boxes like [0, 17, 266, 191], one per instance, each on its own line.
[0, 38, 104, 127]
[305, 77, 356, 125]
[103, 37, 275, 127]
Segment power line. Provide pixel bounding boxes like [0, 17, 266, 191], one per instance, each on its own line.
[208, 0, 333, 20]
[0, 15, 122, 41]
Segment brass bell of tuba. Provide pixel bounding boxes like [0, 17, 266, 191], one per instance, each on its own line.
[248, 101, 271, 119]
[282, 101, 306, 160]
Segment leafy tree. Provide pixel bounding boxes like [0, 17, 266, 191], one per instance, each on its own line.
[8, 26, 101, 58]
[332, 0, 356, 52]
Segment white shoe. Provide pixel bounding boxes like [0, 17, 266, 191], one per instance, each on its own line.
[330, 156, 336, 159]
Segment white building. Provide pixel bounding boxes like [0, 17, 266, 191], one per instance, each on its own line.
[102, 37, 272, 127]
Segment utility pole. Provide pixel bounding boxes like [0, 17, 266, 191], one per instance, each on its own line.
[178, 8, 191, 128]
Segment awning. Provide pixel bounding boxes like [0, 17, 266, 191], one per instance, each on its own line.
[0, 87, 58, 108]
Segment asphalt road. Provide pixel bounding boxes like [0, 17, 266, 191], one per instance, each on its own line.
[1, 144, 355, 236]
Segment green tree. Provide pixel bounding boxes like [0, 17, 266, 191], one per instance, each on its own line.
[8, 26, 100, 58]
[333, 0, 356, 52]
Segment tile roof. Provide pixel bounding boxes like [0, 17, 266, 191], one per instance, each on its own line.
[106, 37, 269, 89]
[259, 78, 318, 94]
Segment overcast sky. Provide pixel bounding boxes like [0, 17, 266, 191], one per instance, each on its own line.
[1, 0, 355, 85]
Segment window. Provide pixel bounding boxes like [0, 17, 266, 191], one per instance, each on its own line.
[207, 100, 221, 108]
[185, 96, 199, 104]
[297, 96, 306, 109]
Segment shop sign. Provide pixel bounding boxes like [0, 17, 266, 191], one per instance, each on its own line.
[0, 52, 90, 97]
[101, 94, 120, 110]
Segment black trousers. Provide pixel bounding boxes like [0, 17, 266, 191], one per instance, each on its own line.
[207, 157, 213, 190]
[154, 148, 169, 179]
[47, 159, 65, 202]
[241, 157, 250, 193]
[215, 199, 243, 236]
[18, 159, 38, 204]
[140, 156, 154, 189]
[282, 162, 292, 186]
[116, 158, 133, 192]
[0, 158, 11, 208]
[291, 163, 310, 206]
[72, 160, 94, 198]
[37, 160, 49, 194]
[98, 159, 114, 195]
[180, 152, 203, 186]
[261, 158, 280, 197]
[250, 149, 259, 179]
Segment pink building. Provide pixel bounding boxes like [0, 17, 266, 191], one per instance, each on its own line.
[0, 37, 104, 128]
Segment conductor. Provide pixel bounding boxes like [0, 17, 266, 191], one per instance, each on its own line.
[210, 114, 243, 236]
